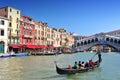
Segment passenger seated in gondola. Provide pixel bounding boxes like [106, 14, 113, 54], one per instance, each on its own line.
[85, 60, 90, 68]
[89, 60, 94, 67]
[68, 65, 72, 70]
[78, 61, 81, 69]
[73, 61, 78, 69]
[81, 61, 85, 69]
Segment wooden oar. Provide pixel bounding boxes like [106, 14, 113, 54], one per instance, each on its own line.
[90, 53, 97, 60]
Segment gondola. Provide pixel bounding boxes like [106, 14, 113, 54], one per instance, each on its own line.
[55, 53, 102, 74]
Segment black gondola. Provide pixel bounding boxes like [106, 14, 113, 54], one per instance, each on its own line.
[55, 53, 102, 74]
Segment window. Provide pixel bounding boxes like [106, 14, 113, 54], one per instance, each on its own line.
[17, 11, 19, 14]
[41, 31, 44, 36]
[35, 36, 37, 39]
[1, 30, 4, 36]
[25, 30, 28, 35]
[5, 8, 7, 12]
[17, 24, 18, 28]
[38, 30, 40, 34]
[4, 15, 7, 17]
[16, 18, 19, 23]
[1, 20, 4, 25]
[17, 31, 19, 35]
[27, 39, 28, 43]
[35, 30, 37, 34]
[9, 22, 12, 27]
[20, 21, 22, 25]
[9, 30, 12, 35]
[30, 32, 32, 35]
[10, 8, 12, 12]
[42, 26, 44, 30]
[38, 37, 40, 40]
[9, 16, 12, 21]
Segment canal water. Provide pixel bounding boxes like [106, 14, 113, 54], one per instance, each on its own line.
[0, 52, 120, 80]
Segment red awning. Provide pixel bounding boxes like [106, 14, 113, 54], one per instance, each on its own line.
[46, 46, 55, 48]
[11, 45, 20, 48]
[26, 45, 36, 49]
[38, 45, 46, 48]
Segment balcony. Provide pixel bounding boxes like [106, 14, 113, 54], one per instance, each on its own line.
[23, 34, 34, 38]
[21, 19, 34, 24]
[24, 26, 30, 29]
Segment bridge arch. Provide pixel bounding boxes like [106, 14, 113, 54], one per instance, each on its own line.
[84, 41, 87, 45]
[95, 38, 99, 42]
[88, 40, 91, 44]
[114, 39, 118, 43]
[118, 40, 120, 44]
[110, 38, 113, 42]
[91, 39, 94, 43]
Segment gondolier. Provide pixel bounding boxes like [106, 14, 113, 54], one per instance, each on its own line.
[96, 49, 102, 63]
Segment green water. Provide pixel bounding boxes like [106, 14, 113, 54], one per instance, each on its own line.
[0, 52, 120, 80]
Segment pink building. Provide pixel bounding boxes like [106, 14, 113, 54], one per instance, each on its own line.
[20, 15, 35, 46]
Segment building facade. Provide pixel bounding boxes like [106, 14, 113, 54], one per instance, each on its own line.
[0, 6, 21, 45]
[46, 27, 53, 46]
[67, 32, 74, 46]
[53, 28, 61, 47]
[0, 16, 8, 53]
[0, 6, 74, 53]
[41, 23, 47, 45]
[20, 15, 35, 45]
[58, 28, 67, 46]
[35, 22, 43, 45]
[106, 29, 120, 37]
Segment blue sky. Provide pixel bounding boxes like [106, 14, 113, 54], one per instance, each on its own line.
[0, 0, 120, 36]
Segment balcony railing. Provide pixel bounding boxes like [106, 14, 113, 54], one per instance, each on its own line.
[21, 19, 34, 24]
[23, 34, 34, 38]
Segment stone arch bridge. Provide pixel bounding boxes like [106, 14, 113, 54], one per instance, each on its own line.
[74, 33, 120, 51]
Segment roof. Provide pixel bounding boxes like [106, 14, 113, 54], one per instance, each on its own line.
[0, 6, 20, 11]
[0, 16, 8, 20]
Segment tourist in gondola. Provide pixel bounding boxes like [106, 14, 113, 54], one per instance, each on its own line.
[78, 61, 81, 69]
[73, 61, 78, 69]
[81, 61, 85, 69]
[89, 60, 94, 67]
[85, 60, 90, 68]
[68, 65, 72, 70]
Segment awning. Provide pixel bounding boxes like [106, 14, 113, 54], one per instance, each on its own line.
[46, 46, 54, 48]
[10, 45, 20, 48]
[38, 45, 46, 48]
[26, 45, 36, 49]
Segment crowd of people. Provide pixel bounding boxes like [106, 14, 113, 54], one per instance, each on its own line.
[68, 59, 95, 70]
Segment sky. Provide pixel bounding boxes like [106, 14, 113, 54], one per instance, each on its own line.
[0, 0, 120, 36]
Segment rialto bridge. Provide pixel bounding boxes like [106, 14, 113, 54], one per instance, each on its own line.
[74, 33, 120, 52]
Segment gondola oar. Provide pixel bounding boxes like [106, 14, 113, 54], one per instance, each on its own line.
[90, 53, 97, 60]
